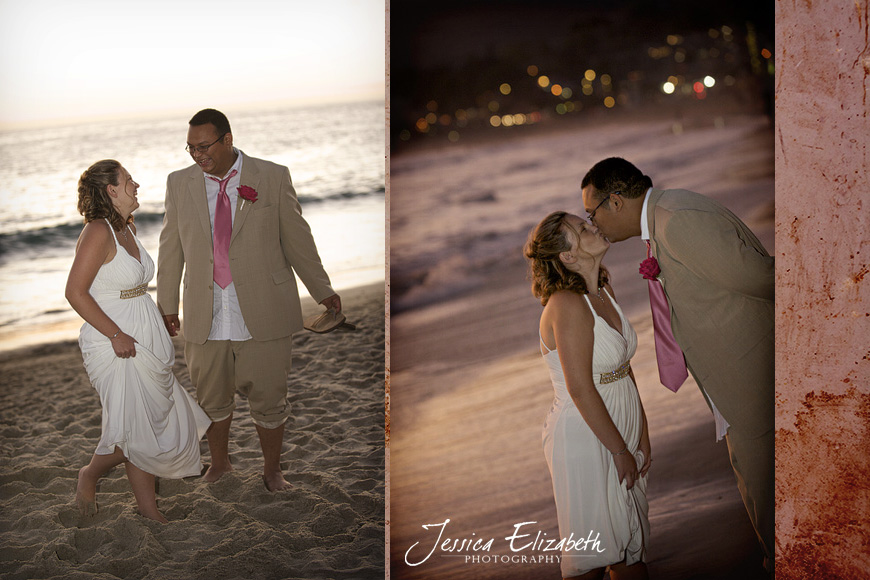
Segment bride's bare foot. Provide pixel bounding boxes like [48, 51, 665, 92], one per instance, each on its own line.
[262, 471, 291, 492]
[75, 466, 98, 516]
[202, 462, 234, 483]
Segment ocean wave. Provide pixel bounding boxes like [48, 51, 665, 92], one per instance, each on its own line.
[0, 212, 165, 256]
[297, 187, 385, 205]
[0, 188, 385, 256]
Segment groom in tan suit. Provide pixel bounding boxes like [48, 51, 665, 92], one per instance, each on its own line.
[581, 157, 774, 573]
[157, 109, 340, 491]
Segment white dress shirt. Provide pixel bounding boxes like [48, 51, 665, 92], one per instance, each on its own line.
[640, 187, 729, 441]
[204, 148, 252, 341]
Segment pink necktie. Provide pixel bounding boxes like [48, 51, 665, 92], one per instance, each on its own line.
[644, 241, 688, 392]
[209, 169, 238, 289]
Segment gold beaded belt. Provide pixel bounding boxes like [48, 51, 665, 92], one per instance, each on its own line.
[119, 283, 148, 299]
[599, 361, 631, 384]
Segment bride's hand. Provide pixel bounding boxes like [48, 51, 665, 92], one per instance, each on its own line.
[639, 438, 652, 477]
[613, 451, 639, 490]
[110, 331, 137, 358]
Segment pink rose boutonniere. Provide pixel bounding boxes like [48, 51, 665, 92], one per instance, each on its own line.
[238, 185, 258, 210]
[639, 256, 661, 280]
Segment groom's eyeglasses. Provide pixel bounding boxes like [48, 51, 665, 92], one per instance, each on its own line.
[185, 133, 228, 155]
[587, 191, 620, 223]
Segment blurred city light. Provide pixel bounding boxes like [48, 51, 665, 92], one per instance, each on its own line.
[394, 7, 773, 147]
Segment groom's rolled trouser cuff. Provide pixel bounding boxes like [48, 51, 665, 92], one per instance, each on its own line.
[185, 336, 293, 427]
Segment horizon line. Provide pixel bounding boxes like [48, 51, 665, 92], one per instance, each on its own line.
[0, 90, 386, 132]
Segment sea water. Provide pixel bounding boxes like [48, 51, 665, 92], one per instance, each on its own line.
[0, 99, 385, 348]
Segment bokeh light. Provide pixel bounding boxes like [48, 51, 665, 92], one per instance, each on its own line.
[499, 83, 512, 95]
[537, 75, 550, 88]
[662, 82, 675, 94]
[603, 96, 615, 108]
[584, 69, 596, 81]
[527, 65, 539, 76]
[703, 75, 716, 88]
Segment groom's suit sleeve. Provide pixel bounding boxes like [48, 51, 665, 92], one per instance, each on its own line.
[156, 174, 185, 316]
[275, 166, 335, 303]
[659, 209, 774, 301]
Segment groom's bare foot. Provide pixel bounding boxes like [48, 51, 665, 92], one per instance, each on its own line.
[262, 471, 291, 492]
[76, 466, 98, 516]
[202, 462, 234, 483]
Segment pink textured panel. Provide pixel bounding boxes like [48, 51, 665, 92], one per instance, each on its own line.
[775, 0, 870, 577]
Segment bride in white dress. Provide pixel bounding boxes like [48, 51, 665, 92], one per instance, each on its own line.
[66, 160, 211, 523]
[525, 211, 651, 580]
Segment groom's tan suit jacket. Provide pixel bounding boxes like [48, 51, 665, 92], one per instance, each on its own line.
[156, 151, 334, 344]
[647, 188, 774, 438]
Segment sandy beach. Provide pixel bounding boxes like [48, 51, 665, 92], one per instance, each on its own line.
[389, 111, 774, 579]
[0, 281, 385, 580]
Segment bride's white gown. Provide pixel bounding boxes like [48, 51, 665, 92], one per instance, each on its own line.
[541, 289, 649, 576]
[78, 221, 210, 478]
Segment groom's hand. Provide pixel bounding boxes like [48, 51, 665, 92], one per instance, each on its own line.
[319, 294, 342, 313]
[162, 314, 180, 337]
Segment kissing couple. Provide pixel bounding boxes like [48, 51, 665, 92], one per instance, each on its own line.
[527, 157, 773, 578]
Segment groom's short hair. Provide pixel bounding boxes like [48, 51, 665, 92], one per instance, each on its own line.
[582, 157, 652, 200]
[189, 108, 232, 136]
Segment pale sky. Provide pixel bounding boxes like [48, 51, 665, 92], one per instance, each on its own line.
[0, 0, 385, 128]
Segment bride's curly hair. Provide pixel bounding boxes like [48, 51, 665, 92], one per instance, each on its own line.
[524, 211, 608, 306]
[77, 159, 133, 232]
